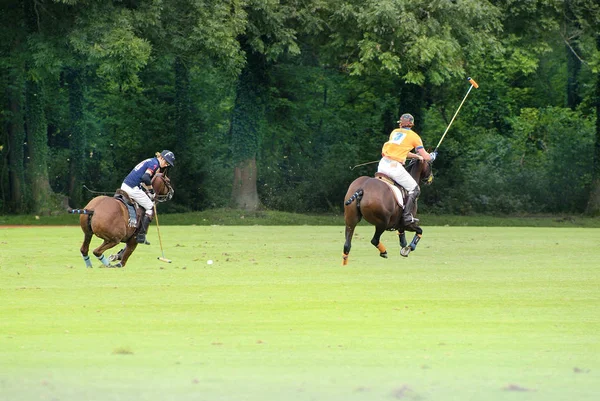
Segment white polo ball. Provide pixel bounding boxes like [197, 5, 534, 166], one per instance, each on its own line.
[207, 260, 213, 265]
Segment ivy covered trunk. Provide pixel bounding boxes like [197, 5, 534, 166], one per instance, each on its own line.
[230, 61, 265, 211]
[231, 157, 260, 210]
[67, 67, 85, 208]
[171, 56, 206, 209]
[25, 79, 53, 213]
[6, 78, 27, 213]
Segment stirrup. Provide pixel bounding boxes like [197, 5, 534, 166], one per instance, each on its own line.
[402, 215, 419, 225]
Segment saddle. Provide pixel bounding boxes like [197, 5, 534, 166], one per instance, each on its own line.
[114, 189, 144, 228]
[374, 173, 407, 206]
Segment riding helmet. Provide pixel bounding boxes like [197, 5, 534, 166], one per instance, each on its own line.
[398, 113, 415, 127]
[160, 150, 175, 166]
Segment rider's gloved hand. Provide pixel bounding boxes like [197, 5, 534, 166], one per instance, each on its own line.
[429, 151, 438, 162]
[147, 189, 155, 201]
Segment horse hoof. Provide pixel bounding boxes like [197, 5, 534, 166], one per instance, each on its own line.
[380, 252, 388, 259]
[400, 247, 411, 257]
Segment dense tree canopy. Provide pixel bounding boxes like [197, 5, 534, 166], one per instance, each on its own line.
[0, 0, 599, 215]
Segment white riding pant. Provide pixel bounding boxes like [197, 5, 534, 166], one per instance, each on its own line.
[120, 183, 154, 216]
[377, 157, 418, 193]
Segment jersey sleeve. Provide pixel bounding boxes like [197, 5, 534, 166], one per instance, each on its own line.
[412, 133, 424, 150]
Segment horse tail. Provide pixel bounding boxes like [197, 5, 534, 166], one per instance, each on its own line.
[68, 208, 94, 215]
[345, 189, 364, 206]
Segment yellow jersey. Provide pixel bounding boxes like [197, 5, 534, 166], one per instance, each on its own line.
[381, 128, 424, 164]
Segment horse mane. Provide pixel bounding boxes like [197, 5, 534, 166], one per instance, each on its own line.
[406, 159, 433, 185]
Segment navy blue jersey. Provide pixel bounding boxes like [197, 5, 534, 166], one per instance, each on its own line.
[123, 157, 160, 188]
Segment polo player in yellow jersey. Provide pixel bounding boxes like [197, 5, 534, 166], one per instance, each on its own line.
[377, 113, 437, 225]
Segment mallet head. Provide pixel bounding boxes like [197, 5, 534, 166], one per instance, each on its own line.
[467, 77, 479, 89]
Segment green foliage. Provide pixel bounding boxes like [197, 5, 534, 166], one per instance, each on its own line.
[1, 0, 599, 216]
[329, 0, 503, 84]
[432, 107, 595, 214]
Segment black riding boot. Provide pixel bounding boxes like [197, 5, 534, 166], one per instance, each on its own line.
[137, 214, 152, 245]
[402, 191, 419, 226]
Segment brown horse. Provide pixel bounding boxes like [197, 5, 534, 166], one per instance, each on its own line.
[342, 159, 433, 265]
[69, 173, 173, 268]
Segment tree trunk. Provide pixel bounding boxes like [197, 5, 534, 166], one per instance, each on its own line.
[229, 60, 265, 211]
[171, 56, 201, 208]
[231, 157, 260, 210]
[6, 83, 27, 213]
[25, 79, 53, 213]
[67, 67, 85, 208]
[585, 34, 600, 215]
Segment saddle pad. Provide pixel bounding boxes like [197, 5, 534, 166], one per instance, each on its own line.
[376, 176, 404, 207]
[114, 192, 138, 228]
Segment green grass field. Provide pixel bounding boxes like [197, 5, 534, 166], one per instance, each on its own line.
[1, 225, 599, 401]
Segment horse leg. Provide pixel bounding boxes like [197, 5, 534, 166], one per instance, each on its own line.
[109, 247, 126, 262]
[397, 230, 408, 248]
[343, 202, 362, 266]
[80, 230, 94, 268]
[400, 226, 423, 257]
[343, 220, 361, 265]
[118, 239, 139, 268]
[93, 240, 120, 267]
[371, 226, 388, 259]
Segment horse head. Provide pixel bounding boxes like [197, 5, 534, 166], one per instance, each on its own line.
[406, 159, 433, 186]
[152, 173, 174, 202]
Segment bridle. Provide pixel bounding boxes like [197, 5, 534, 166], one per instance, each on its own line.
[152, 174, 174, 203]
[406, 159, 434, 186]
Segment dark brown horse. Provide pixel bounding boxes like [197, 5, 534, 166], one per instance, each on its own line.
[342, 159, 433, 265]
[69, 173, 173, 268]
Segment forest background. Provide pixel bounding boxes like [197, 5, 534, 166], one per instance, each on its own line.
[1, 0, 599, 217]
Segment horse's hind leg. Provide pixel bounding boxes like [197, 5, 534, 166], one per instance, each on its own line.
[343, 206, 362, 266]
[343, 224, 355, 266]
[371, 226, 388, 259]
[93, 240, 120, 267]
[80, 228, 94, 268]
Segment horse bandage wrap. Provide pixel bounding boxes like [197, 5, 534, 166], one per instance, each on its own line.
[68, 208, 93, 215]
[344, 189, 364, 207]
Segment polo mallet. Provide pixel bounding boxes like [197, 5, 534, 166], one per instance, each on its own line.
[434, 77, 479, 153]
[153, 204, 171, 263]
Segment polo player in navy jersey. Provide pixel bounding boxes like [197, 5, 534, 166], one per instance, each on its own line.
[120, 150, 175, 244]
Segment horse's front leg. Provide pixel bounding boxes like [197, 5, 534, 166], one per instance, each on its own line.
[400, 226, 423, 257]
[117, 239, 139, 268]
[371, 226, 388, 259]
[109, 247, 126, 262]
[397, 231, 407, 248]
